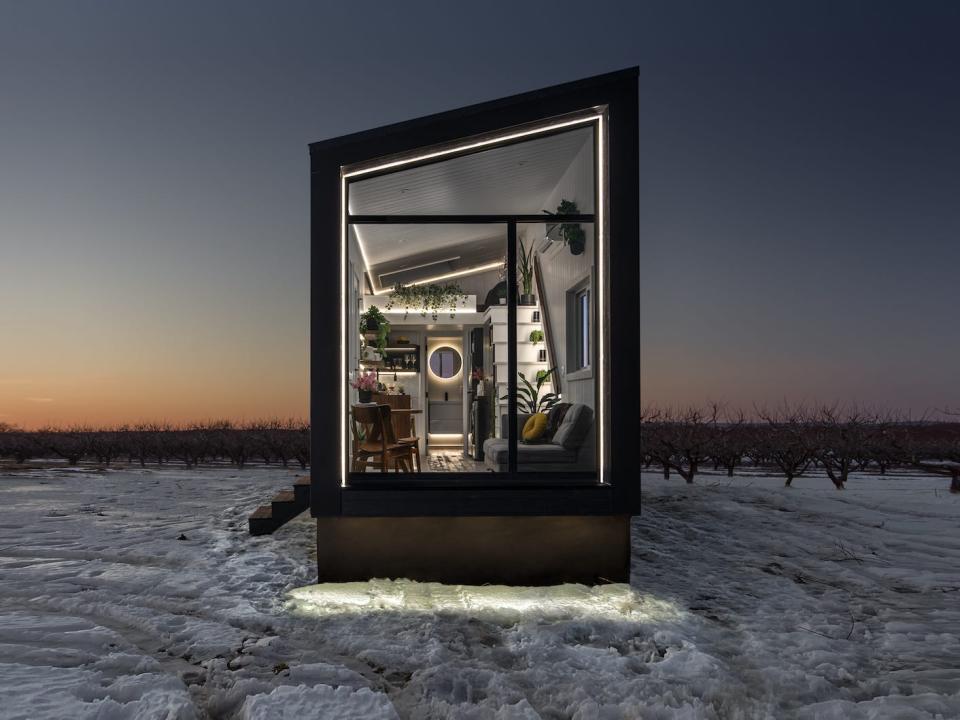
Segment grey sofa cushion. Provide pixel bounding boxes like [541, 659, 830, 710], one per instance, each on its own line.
[483, 439, 578, 466]
[545, 403, 572, 440]
[551, 404, 593, 450]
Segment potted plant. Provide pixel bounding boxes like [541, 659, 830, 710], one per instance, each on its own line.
[529, 329, 544, 345]
[360, 306, 390, 357]
[350, 370, 378, 403]
[387, 282, 469, 320]
[518, 238, 536, 305]
[544, 199, 586, 256]
[500, 367, 558, 414]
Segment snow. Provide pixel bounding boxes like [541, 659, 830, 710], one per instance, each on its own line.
[0, 464, 958, 718]
[239, 685, 399, 720]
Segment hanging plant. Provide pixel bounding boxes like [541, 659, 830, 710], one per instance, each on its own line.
[386, 282, 468, 320]
[544, 199, 586, 255]
[359, 306, 390, 355]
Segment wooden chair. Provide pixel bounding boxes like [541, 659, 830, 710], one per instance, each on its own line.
[350, 404, 412, 473]
[394, 411, 422, 472]
[378, 404, 421, 472]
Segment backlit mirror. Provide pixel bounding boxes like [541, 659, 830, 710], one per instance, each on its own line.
[429, 346, 462, 378]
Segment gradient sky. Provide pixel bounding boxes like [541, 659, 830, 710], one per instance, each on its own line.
[1, 1, 958, 428]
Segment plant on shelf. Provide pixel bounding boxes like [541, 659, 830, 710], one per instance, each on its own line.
[501, 367, 558, 414]
[350, 370, 379, 403]
[518, 238, 536, 305]
[386, 282, 468, 320]
[360, 306, 390, 356]
[544, 198, 586, 255]
[529, 329, 544, 345]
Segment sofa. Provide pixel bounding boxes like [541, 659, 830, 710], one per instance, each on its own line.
[482, 403, 595, 473]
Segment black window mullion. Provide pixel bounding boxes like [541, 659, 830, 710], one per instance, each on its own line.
[507, 221, 518, 475]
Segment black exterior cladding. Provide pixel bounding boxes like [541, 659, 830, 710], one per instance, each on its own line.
[309, 68, 639, 518]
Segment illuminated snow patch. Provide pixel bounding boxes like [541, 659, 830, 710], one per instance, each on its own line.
[286, 579, 680, 622]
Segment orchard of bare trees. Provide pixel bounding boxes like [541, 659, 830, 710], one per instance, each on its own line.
[641, 405, 960, 493]
[3, 409, 959, 492]
[0, 420, 310, 470]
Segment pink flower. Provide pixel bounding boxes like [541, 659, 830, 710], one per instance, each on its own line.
[350, 371, 378, 392]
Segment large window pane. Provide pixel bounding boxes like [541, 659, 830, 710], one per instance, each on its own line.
[516, 223, 597, 474]
[345, 223, 506, 475]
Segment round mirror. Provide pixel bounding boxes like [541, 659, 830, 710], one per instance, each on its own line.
[429, 346, 462, 378]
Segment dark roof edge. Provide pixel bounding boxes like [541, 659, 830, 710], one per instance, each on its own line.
[309, 66, 638, 154]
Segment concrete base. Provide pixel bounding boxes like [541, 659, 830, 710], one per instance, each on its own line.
[316, 515, 631, 585]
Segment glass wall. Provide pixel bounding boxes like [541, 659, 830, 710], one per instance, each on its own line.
[343, 122, 598, 480]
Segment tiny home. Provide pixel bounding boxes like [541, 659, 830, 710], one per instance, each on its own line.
[309, 68, 639, 585]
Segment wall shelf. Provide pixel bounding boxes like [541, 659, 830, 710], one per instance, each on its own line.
[380, 344, 421, 373]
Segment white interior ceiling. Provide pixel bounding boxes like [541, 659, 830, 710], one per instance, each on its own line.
[349, 127, 593, 291]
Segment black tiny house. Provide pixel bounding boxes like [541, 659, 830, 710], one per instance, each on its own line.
[309, 68, 639, 585]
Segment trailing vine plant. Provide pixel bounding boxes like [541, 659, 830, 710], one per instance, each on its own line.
[386, 282, 468, 320]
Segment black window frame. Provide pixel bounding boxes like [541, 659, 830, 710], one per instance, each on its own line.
[310, 68, 640, 518]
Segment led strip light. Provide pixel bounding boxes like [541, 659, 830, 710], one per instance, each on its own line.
[597, 114, 606, 485]
[371, 261, 504, 295]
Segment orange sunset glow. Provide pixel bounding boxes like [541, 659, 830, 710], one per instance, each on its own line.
[0, 305, 308, 428]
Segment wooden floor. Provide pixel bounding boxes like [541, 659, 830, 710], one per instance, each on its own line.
[424, 449, 486, 472]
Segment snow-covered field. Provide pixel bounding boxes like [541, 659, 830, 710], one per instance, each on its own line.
[0, 465, 958, 719]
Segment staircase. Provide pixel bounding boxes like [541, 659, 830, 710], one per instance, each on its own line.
[248, 476, 311, 536]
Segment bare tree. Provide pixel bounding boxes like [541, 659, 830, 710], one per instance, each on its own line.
[644, 406, 717, 483]
[811, 405, 871, 490]
[710, 406, 751, 477]
[756, 405, 814, 487]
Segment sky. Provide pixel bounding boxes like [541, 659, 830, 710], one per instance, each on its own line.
[1, 1, 958, 428]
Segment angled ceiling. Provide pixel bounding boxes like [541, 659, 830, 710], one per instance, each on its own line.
[348, 126, 593, 292]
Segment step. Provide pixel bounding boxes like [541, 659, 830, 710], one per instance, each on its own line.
[248, 505, 276, 536]
[293, 476, 311, 505]
[271, 490, 304, 524]
[248, 480, 311, 536]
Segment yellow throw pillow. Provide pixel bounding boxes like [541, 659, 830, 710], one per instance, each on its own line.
[522, 413, 548, 442]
